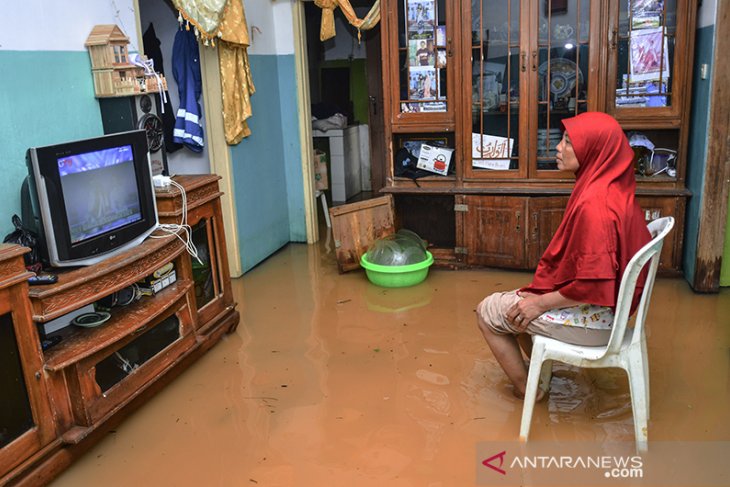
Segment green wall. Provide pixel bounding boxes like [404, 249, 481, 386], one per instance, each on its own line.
[0, 51, 103, 238]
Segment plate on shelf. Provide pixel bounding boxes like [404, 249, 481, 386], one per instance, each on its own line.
[71, 311, 112, 328]
[538, 58, 584, 99]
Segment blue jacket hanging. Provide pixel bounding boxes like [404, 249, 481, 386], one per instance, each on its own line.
[172, 28, 204, 152]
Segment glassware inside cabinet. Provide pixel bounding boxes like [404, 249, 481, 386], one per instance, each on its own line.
[536, 0, 590, 171]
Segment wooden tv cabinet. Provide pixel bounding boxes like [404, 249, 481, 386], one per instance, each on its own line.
[0, 175, 239, 486]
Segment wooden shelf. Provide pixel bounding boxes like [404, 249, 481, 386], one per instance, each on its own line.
[43, 280, 192, 372]
[29, 234, 185, 322]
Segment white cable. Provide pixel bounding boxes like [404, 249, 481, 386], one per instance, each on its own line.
[150, 179, 204, 265]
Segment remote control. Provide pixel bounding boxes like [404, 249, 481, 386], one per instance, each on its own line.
[28, 274, 58, 285]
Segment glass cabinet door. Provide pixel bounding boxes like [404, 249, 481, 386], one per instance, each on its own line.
[533, 0, 593, 175]
[466, 0, 524, 178]
[0, 285, 55, 474]
[192, 218, 222, 313]
[396, 0, 454, 119]
[610, 0, 677, 114]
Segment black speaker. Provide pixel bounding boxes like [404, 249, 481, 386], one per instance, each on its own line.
[99, 94, 169, 176]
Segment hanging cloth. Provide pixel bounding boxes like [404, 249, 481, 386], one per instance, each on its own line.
[217, 0, 255, 144]
[312, 0, 381, 41]
[172, 0, 230, 44]
[143, 23, 183, 154]
[172, 28, 205, 152]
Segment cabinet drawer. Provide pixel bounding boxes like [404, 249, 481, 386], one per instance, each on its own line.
[65, 296, 195, 428]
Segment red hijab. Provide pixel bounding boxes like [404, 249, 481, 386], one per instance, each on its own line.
[522, 112, 651, 310]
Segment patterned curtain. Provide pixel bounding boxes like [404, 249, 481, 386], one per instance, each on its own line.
[217, 0, 255, 144]
[172, 0, 230, 43]
[312, 0, 381, 41]
[173, 0, 255, 144]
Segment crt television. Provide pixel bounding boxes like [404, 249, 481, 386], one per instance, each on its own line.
[24, 130, 158, 267]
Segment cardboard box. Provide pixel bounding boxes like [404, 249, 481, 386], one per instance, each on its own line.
[314, 149, 329, 190]
[416, 144, 454, 176]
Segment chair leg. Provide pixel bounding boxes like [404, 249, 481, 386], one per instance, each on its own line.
[641, 339, 650, 420]
[626, 359, 649, 452]
[320, 192, 331, 228]
[539, 359, 553, 393]
[520, 343, 546, 442]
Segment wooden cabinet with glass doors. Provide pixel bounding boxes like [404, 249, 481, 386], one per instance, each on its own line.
[379, 0, 694, 272]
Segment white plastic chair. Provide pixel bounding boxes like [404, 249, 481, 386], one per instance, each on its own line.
[519, 216, 675, 452]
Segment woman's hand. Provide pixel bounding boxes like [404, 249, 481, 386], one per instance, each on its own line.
[507, 294, 547, 332]
[506, 290, 585, 331]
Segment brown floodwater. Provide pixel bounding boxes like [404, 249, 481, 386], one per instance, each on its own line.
[52, 232, 730, 486]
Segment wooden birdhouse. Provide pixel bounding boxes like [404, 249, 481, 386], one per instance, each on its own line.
[85, 24, 146, 97]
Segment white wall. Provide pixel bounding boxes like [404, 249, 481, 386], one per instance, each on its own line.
[244, 0, 294, 55]
[0, 0, 138, 51]
[698, 0, 718, 28]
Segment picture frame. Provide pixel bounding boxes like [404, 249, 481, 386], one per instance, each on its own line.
[409, 39, 435, 67]
[437, 49, 447, 68]
[629, 27, 670, 82]
[436, 25, 446, 47]
[406, 0, 436, 40]
[409, 66, 438, 100]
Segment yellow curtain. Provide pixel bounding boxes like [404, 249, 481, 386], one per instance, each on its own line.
[217, 0, 255, 144]
[174, 0, 255, 144]
[312, 0, 381, 41]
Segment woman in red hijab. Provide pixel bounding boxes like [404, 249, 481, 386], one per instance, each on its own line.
[476, 112, 651, 399]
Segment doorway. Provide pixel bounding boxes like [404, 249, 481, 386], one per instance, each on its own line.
[302, 2, 385, 210]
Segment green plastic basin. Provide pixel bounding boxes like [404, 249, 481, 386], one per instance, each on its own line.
[360, 251, 434, 288]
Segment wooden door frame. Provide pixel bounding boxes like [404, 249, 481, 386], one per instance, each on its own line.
[132, 0, 243, 276]
[293, 0, 319, 244]
[692, 0, 730, 292]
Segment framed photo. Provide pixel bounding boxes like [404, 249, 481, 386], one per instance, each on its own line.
[436, 25, 446, 46]
[409, 39, 435, 67]
[409, 66, 437, 100]
[437, 48, 447, 68]
[629, 27, 670, 82]
[406, 0, 436, 40]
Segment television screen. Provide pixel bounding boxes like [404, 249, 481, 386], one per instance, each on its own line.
[58, 145, 143, 244]
[25, 130, 158, 268]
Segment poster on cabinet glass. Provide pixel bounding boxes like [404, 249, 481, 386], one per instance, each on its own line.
[409, 39, 435, 66]
[629, 27, 670, 82]
[406, 0, 436, 40]
[409, 66, 437, 100]
[472, 133, 514, 170]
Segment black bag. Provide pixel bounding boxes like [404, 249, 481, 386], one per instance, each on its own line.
[394, 148, 432, 183]
[3, 214, 42, 271]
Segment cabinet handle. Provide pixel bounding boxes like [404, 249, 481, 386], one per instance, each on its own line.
[516, 211, 521, 231]
[531, 50, 537, 71]
[447, 38, 453, 57]
[521, 51, 527, 72]
[610, 28, 618, 50]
